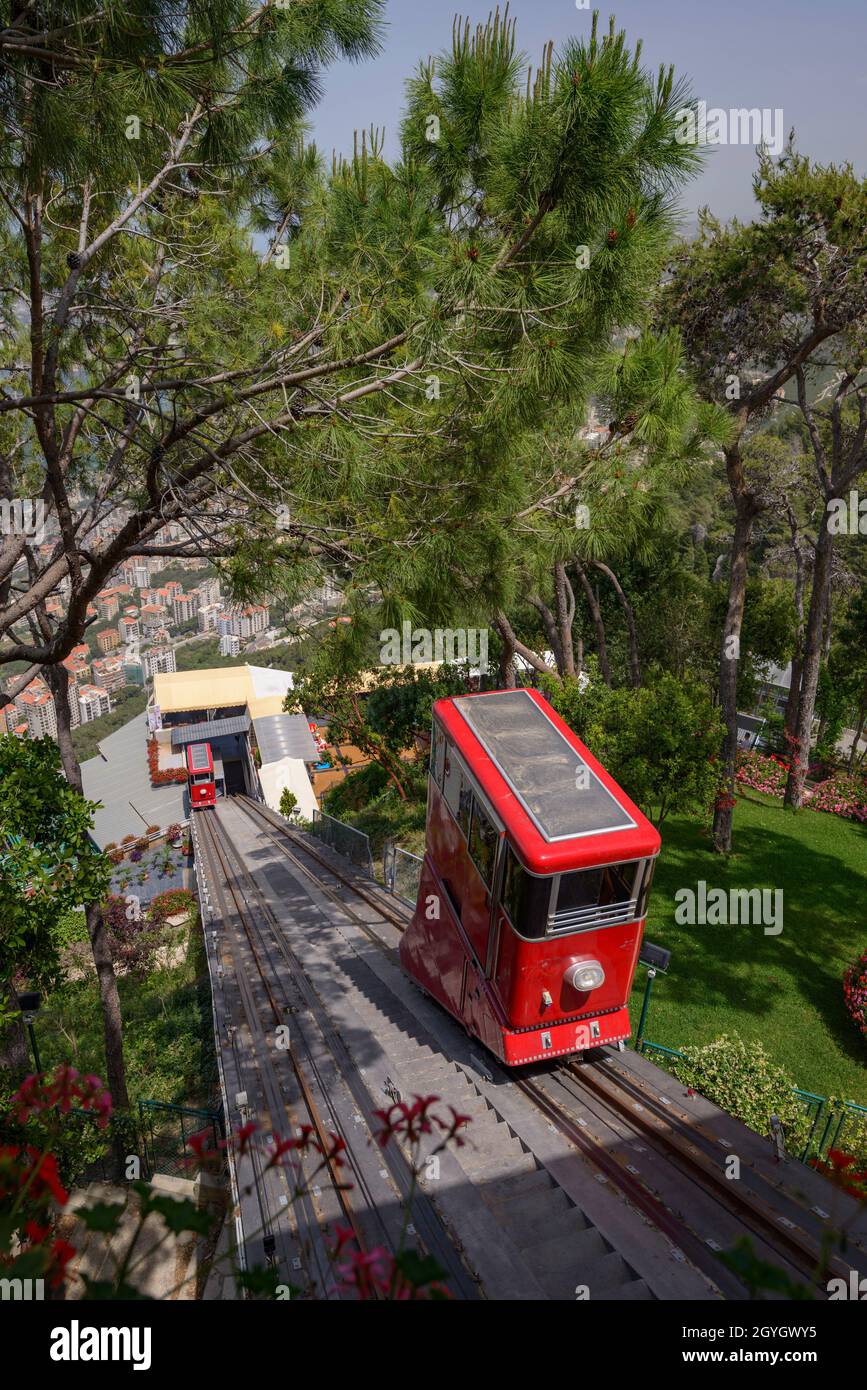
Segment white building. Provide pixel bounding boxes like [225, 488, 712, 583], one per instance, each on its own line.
[144, 646, 177, 678]
[78, 684, 112, 723]
[198, 602, 224, 633]
[219, 632, 240, 657]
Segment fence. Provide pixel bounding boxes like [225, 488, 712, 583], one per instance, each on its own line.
[383, 842, 423, 907]
[138, 1099, 224, 1180]
[310, 809, 374, 879]
[638, 1039, 866, 1167]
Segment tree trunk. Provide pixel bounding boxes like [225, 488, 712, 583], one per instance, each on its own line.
[0, 979, 31, 1074]
[712, 490, 759, 852]
[553, 562, 576, 677]
[45, 665, 131, 1113]
[494, 615, 517, 688]
[494, 611, 557, 680]
[591, 561, 641, 687]
[573, 560, 611, 686]
[782, 506, 806, 743]
[848, 684, 867, 772]
[784, 515, 834, 808]
[528, 594, 564, 675]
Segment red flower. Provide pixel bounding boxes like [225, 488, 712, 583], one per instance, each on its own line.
[373, 1094, 440, 1148]
[47, 1238, 77, 1288]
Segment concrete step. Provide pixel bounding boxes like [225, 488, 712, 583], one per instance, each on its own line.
[517, 1222, 612, 1300]
[481, 1167, 552, 1207]
[605, 1278, 655, 1301]
[506, 1201, 599, 1259]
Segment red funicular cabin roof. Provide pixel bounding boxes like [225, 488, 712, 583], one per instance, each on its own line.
[436, 688, 660, 874]
[186, 742, 213, 775]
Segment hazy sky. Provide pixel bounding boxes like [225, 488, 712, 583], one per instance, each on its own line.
[311, 0, 867, 228]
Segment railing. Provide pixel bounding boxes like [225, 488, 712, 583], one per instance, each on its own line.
[310, 809, 374, 879]
[383, 842, 423, 907]
[138, 1099, 224, 1180]
[637, 1039, 867, 1168]
[550, 899, 638, 933]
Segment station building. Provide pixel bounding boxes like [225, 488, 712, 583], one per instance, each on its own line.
[150, 664, 320, 819]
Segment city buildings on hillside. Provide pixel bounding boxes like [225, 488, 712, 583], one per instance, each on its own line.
[2, 672, 113, 736]
[218, 604, 269, 642]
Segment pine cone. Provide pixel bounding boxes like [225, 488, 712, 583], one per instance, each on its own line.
[66, 252, 82, 270]
[607, 228, 618, 246]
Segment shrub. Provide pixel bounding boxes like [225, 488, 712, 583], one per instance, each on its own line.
[108, 850, 124, 865]
[145, 824, 161, 835]
[148, 888, 195, 923]
[674, 1034, 812, 1154]
[165, 823, 183, 843]
[103, 842, 117, 852]
[279, 789, 298, 819]
[844, 949, 867, 1045]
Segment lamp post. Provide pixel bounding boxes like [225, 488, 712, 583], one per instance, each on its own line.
[635, 943, 671, 1051]
[18, 989, 42, 1073]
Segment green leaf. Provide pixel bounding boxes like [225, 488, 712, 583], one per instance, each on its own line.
[394, 1248, 446, 1288]
[76, 1199, 127, 1234]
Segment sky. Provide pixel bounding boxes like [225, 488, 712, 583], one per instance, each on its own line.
[311, 0, 867, 229]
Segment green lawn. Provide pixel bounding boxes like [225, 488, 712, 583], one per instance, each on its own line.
[631, 790, 867, 1104]
[37, 922, 218, 1110]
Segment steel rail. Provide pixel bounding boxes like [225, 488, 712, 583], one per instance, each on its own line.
[235, 795, 411, 931]
[197, 808, 370, 1295]
[206, 803, 479, 1300]
[563, 1059, 862, 1293]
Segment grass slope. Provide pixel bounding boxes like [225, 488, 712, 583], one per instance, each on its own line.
[631, 790, 867, 1103]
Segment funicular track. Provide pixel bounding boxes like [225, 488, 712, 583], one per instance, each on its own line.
[195, 805, 479, 1300]
[207, 795, 867, 1300]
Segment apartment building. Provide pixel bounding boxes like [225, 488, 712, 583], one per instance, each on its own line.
[78, 684, 112, 723]
[173, 592, 199, 624]
[198, 601, 224, 633]
[96, 627, 120, 654]
[96, 591, 119, 621]
[92, 656, 126, 693]
[144, 646, 177, 678]
[140, 603, 168, 633]
[218, 604, 269, 642]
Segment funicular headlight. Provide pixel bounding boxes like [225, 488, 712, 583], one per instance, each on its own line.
[565, 960, 605, 992]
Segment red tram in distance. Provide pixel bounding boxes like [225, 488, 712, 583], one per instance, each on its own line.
[399, 689, 661, 1066]
[186, 742, 216, 810]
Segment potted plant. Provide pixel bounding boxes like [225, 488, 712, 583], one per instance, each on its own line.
[165, 823, 183, 847]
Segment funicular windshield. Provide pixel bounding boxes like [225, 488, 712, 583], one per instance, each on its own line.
[501, 845, 653, 940]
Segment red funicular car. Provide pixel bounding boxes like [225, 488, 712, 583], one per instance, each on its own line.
[186, 741, 216, 810]
[399, 689, 661, 1066]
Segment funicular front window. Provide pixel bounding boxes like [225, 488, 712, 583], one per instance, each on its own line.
[551, 861, 640, 931]
[501, 846, 552, 941]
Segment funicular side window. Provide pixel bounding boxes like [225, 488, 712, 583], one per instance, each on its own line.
[501, 845, 552, 941]
[442, 743, 462, 817]
[468, 796, 498, 888]
[430, 720, 446, 788]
